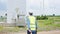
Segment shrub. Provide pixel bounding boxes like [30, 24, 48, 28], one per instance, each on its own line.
[36, 15, 48, 20]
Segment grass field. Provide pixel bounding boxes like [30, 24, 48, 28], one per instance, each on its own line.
[0, 16, 60, 32]
[37, 16, 60, 31]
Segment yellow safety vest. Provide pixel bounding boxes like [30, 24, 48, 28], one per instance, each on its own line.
[28, 16, 36, 30]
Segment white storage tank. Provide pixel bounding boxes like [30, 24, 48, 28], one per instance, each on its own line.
[7, 0, 26, 26]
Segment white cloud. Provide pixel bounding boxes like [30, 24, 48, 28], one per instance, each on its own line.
[27, 0, 40, 10]
[0, 0, 7, 16]
[27, 0, 60, 15]
[0, 0, 7, 3]
[0, 0, 60, 16]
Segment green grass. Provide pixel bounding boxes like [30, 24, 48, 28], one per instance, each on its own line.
[0, 26, 27, 32]
[37, 16, 60, 31]
[0, 26, 4, 32]
[7, 27, 20, 32]
[0, 16, 60, 32]
[0, 26, 20, 32]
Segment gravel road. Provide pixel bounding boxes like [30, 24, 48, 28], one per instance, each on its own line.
[0, 30, 60, 34]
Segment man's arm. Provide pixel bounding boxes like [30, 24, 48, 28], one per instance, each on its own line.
[36, 20, 37, 30]
[25, 17, 30, 30]
[35, 17, 38, 30]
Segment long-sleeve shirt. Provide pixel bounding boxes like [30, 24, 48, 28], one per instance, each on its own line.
[25, 16, 37, 30]
[25, 17, 30, 29]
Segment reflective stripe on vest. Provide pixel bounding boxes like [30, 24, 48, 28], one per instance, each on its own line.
[28, 16, 36, 30]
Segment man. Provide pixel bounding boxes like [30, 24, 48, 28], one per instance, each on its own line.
[26, 12, 37, 34]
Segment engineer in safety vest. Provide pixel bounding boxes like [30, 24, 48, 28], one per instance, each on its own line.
[26, 12, 37, 34]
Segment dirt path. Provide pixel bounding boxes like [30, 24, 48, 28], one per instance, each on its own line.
[38, 30, 60, 34]
[0, 30, 60, 34]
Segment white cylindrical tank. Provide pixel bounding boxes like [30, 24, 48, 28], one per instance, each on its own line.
[7, 0, 26, 23]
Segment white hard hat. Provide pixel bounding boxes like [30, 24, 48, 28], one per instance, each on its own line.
[28, 9, 33, 13]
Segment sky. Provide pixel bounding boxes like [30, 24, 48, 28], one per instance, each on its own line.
[0, 0, 7, 16]
[0, 0, 60, 16]
[27, 0, 60, 15]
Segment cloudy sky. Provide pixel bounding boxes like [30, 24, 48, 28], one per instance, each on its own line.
[27, 0, 60, 15]
[0, 0, 7, 16]
[0, 0, 60, 16]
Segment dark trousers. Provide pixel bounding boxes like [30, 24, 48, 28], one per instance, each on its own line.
[27, 30, 37, 34]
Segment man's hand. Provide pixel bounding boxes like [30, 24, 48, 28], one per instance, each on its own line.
[28, 30, 31, 33]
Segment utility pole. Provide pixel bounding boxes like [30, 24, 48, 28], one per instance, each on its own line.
[43, 0, 44, 9]
[15, 8, 19, 26]
[16, 8, 19, 14]
[15, 8, 19, 19]
[43, 0, 44, 14]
